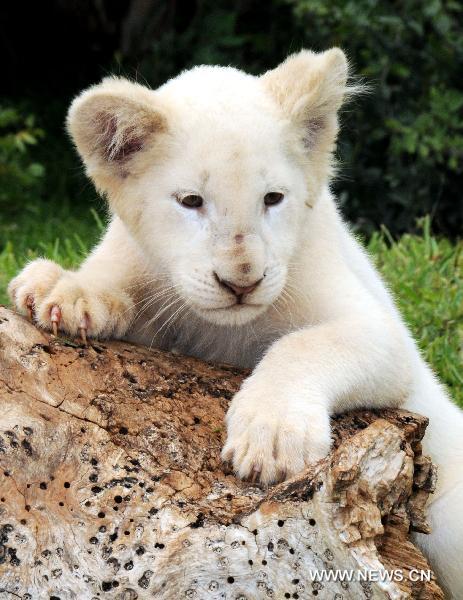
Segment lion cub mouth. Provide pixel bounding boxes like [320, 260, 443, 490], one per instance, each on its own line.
[204, 302, 263, 312]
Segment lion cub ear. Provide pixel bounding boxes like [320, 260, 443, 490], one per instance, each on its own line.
[261, 48, 349, 150]
[67, 77, 167, 190]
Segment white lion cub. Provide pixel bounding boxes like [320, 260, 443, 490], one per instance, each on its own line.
[9, 49, 463, 596]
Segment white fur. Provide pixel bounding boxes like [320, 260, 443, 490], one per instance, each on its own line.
[8, 49, 463, 597]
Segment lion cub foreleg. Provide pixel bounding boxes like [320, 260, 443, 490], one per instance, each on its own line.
[222, 311, 411, 484]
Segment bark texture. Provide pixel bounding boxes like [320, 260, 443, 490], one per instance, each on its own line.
[0, 307, 443, 599]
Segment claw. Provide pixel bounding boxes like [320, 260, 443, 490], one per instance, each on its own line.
[79, 313, 90, 346]
[25, 295, 34, 321]
[50, 305, 61, 336]
[249, 468, 261, 484]
[276, 469, 287, 484]
[221, 457, 234, 475]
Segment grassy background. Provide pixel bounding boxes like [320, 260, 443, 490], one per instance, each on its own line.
[1, 208, 461, 408]
[369, 221, 462, 408]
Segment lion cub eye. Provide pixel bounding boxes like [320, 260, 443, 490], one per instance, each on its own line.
[264, 192, 284, 207]
[178, 194, 204, 209]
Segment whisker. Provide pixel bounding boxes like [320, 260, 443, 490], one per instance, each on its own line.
[132, 285, 179, 310]
[149, 301, 189, 350]
[141, 296, 184, 334]
[131, 292, 179, 325]
[157, 302, 189, 345]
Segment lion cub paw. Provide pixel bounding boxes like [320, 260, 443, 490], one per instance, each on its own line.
[222, 383, 332, 486]
[8, 258, 134, 340]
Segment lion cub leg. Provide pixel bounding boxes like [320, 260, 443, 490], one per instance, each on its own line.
[8, 218, 145, 341]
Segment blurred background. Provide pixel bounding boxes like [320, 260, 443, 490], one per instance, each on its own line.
[2, 0, 462, 235]
[0, 1, 462, 403]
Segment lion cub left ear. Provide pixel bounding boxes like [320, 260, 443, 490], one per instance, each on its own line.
[261, 48, 349, 150]
[67, 77, 168, 190]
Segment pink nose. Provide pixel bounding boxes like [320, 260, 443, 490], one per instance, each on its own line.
[215, 274, 262, 297]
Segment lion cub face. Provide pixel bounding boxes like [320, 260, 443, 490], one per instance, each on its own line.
[130, 88, 308, 327]
[68, 50, 348, 326]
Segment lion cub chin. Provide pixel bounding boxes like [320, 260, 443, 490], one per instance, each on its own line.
[9, 49, 463, 597]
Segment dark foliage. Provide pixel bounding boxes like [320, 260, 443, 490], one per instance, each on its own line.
[1, 0, 462, 235]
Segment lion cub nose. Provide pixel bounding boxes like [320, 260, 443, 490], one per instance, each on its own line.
[215, 274, 262, 297]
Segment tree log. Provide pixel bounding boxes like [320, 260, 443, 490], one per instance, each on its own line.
[0, 307, 443, 599]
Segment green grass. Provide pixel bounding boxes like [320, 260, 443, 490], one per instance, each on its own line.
[1, 209, 461, 408]
[368, 219, 463, 407]
[0, 202, 105, 304]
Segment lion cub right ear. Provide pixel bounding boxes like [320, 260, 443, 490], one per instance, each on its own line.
[67, 77, 168, 192]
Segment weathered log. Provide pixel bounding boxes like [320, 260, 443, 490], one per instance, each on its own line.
[0, 306, 443, 599]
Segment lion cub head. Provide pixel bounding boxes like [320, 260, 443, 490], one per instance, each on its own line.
[68, 49, 349, 326]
